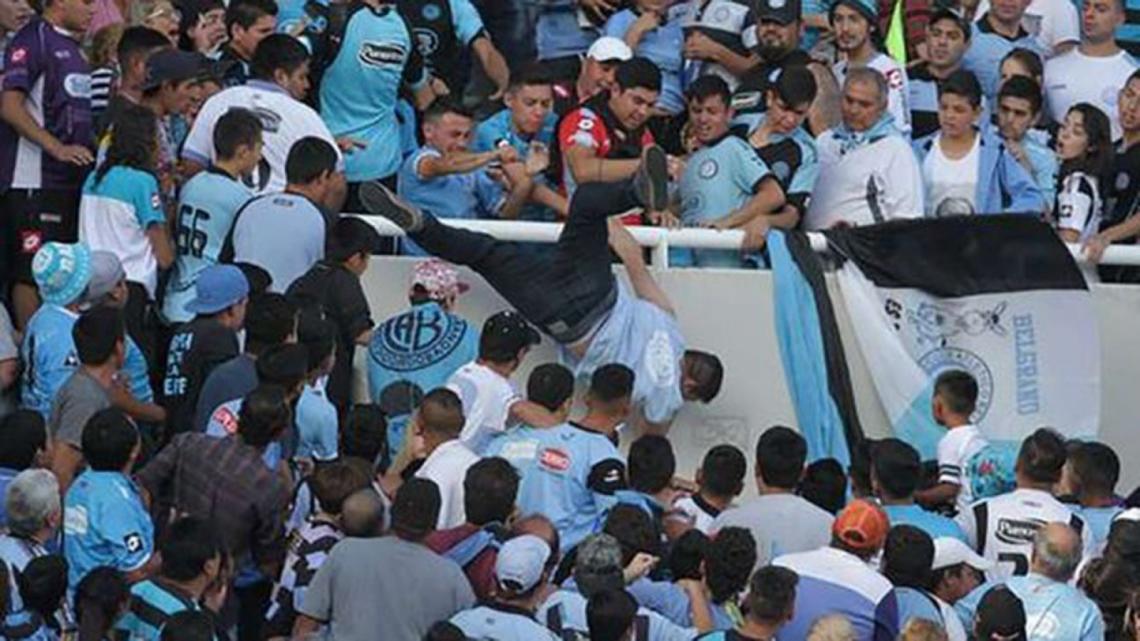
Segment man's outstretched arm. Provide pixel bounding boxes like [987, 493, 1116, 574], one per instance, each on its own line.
[608, 219, 675, 316]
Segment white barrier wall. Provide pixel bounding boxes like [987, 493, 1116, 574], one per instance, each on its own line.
[355, 259, 1140, 494]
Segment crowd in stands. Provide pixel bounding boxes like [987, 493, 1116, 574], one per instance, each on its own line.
[1, 0, 1140, 637]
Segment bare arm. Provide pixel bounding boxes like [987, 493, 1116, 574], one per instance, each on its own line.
[565, 145, 641, 185]
[509, 399, 562, 428]
[147, 226, 175, 270]
[1, 91, 93, 165]
[472, 37, 510, 99]
[180, 158, 206, 181]
[807, 62, 841, 136]
[608, 219, 676, 316]
[497, 161, 535, 220]
[914, 481, 959, 508]
[293, 615, 323, 637]
[412, 82, 436, 111]
[531, 184, 570, 219]
[51, 443, 84, 494]
[418, 147, 507, 179]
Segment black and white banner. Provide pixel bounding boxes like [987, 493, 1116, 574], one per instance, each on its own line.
[823, 216, 1101, 456]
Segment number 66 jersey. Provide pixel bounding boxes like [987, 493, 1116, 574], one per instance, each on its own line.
[956, 487, 1094, 582]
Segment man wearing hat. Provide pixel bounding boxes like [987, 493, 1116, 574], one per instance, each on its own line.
[772, 499, 901, 640]
[139, 48, 214, 202]
[831, 0, 912, 134]
[367, 259, 480, 453]
[553, 37, 633, 117]
[450, 535, 562, 640]
[930, 537, 991, 641]
[907, 8, 972, 138]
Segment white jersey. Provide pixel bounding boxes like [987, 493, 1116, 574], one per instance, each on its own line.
[973, 0, 1079, 56]
[181, 80, 342, 195]
[1044, 49, 1139, 141]
[833, 53, 912, 135]
[672, 494, 727, 534]
[806, 132, 925, 230]
[936, 424, 989, 514]
[956, 488, 1094, 582]
[447, 361, 521, 454]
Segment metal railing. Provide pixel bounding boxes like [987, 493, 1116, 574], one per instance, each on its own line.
[354, 216, 1140, 269]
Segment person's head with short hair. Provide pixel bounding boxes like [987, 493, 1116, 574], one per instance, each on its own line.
[974, 586, 1028, 641]
[392, 477, 441, 541]
[806, 614, 858, 641]
[756, 426, 807, 492]
[1058, 103, 1115, 190]
[212, 108, 264, 175]
[871, 438, 922, 502]
[82, 409, 140, 473]
[463, 457, 520, 526]
[999, 47, 1044, 88]
[413, 388, 465, 449]
[238, 385, 292, 449]
[311, 462, 372, 517]
[423, 621, 467, 641]
[1120, 69, 1140, 138]
[99, 100, 160, 180]
[342, 404, 389, 472]
[938, 69, 984, 139]
[587, 589, 639, 641]
[704, 527, 757, 604]
[116, 27, 170, 93]
[609, 57, 661, 132]
[1067, 441, 1120, 504]
[628, 435, 675, 496]
[580, 36, 632, 98]
[0, 410, 47, 472]
[681, 350, 723, 404]
[831, 499, 890, 560]
[765, 65, 818, 136]
[603, 504, 661, 564]
[667, 529, 709, 581]
[326, 217, 383, 275]
[479, 310, 540, 370]
[297, 309, 337, 381]
[73, 306, 126, 369]
[505, 64, 554, 136]
[830, 0, 877, 56]
[744, 565, 798, 629]
[244, 293, 298, 355]
[285, 137, 346, 214]
[17, 555, 67, 623]
[997, 75, 1044, 143]
[586, 363, 634, 424]
[882, 525, 935, 589]
[925, 8, 970, 72]
[1015, 427, 1067, 488]
[140, 50, 206, 116]
[160, 611, 216, 641]
[1081, 0, 1125, 45]
[698, 444, 746, 502]
[493, 534, 553, 607]
[423, 101, 476, 154]
[1031, 522, 1083, 582]
[899, 619, 950, 641]
[159, 516, 223, 587]
[5, 469, 60, 540]
[527, 363, 575, 421]
[932, 369, 978, 426]
[686, 75, 733, 145]
[841, 67, 889, 132]
[250, 33, 309, 99]
[341, 488, 386, 537]
[255, 343, 309, 399]
[75, 567, 130, 641]
[799, 458, 848, 514]
[225, 0, 277, 60]
[989, 0, 1034, 31]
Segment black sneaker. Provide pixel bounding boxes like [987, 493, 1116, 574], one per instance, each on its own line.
[632, 145, 668, 212]
[359, 181, 424, 232]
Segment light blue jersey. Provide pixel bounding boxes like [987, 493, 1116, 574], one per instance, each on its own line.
[204, 398, 283, 469]
[883, 504, 967, 542]
[473, 109, 560, 221]
[398, 146, 506, 254]
[63, 471, 154, 588]
[963, 17, 1046, 99]
[296, 379, 338, 461]
[115, 579, 201, 641]
[451, 604, 560, 641]
[20, 305, 151, 416]
[534, 7, 597, 60]
[367, 302, 479, 453]
[603, 8, 686, 114]
[567, 283, 686, 425]
[674, 134, 771, 268]
[1079, 504, 1123, 554]
[163, 168, 252, 324]
[537, 588, 699, 641]
[956, 574, 1105, 641]
[320, 4, 428, 181]
[486, 423, 626, 553]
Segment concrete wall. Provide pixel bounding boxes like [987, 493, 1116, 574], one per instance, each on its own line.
[355, 259, 1140, 494]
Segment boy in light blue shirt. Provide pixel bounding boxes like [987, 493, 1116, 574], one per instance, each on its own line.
[874, 439, 967, 542]
[295, 312, 339, 463]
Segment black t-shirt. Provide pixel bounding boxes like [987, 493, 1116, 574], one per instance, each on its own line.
[161, 316, 241, 435]
[1098, 142, 1140, 282]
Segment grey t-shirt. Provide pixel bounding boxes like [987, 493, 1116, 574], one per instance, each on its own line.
[300, 535, 475, 641]
[48, 370, 111, 447]
[710, 493, 835, 566]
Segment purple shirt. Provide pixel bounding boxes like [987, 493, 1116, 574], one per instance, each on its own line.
[1, 18, 92, 191]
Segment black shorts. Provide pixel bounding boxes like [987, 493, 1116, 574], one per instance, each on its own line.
[2, 188, 81, 285]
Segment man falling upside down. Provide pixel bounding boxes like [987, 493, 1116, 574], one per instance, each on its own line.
[361, 146, 723, 434]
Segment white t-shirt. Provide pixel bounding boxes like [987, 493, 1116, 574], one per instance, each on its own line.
[956, 488, 1095, 582]
[672, 495, 729, 534]
[181, 80, 342, 196]
[447, 361, 521, 453]
[833, 53, 913, 135]
[1045, 49, 1139, 141]
[936, 424, 989, 514]
[973, 0, 1079, 56]
[806, 132, 925, 230]
[924, 134, 981, 216]
[416, 439, 480, 529]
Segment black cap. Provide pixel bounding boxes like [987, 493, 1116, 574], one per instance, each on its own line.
[929, 6, 972, 39]
[975, 587, 1027, 640]
[757, 0, 802, 25]
[143, 49, 211, 90]
[481, 311, 541, 361]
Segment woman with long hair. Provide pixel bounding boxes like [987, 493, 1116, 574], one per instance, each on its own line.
[1054, 102, 1115, 244]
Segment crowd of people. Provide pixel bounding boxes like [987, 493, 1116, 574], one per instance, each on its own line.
[1, 0, 1140, 636]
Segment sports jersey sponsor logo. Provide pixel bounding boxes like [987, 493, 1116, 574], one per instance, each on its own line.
[371, 310, 469, 371]
[150, 193, 161, 210]
[20, 229, 43, 254]
[63, 73, 92, 99]
[124, 533, 144, 553]
[995, 517, 1043, 545]
[539, 447, 571, 472]
[213, 406, 240, 435]
[413, 28, 441, 56]
[499, 439, 540, 462]
[10, 47, 26, 63]
[698, 159, 719, 179]
[359, 41, 407, 67]
[578, 118, 595, 130]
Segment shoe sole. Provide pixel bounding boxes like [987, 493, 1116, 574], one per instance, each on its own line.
[359, 181, 419, 230]
[641, 145, 668, 211]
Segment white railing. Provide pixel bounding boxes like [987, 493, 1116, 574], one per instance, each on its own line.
[354, 216, 1140, 269]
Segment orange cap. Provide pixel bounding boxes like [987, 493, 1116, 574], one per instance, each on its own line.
[832, 499, 890, 552]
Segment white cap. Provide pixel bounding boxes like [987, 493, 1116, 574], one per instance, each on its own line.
[586, 36, 633, 62]
[932, 537, 994, 571]
[495, 535, 552, 593]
